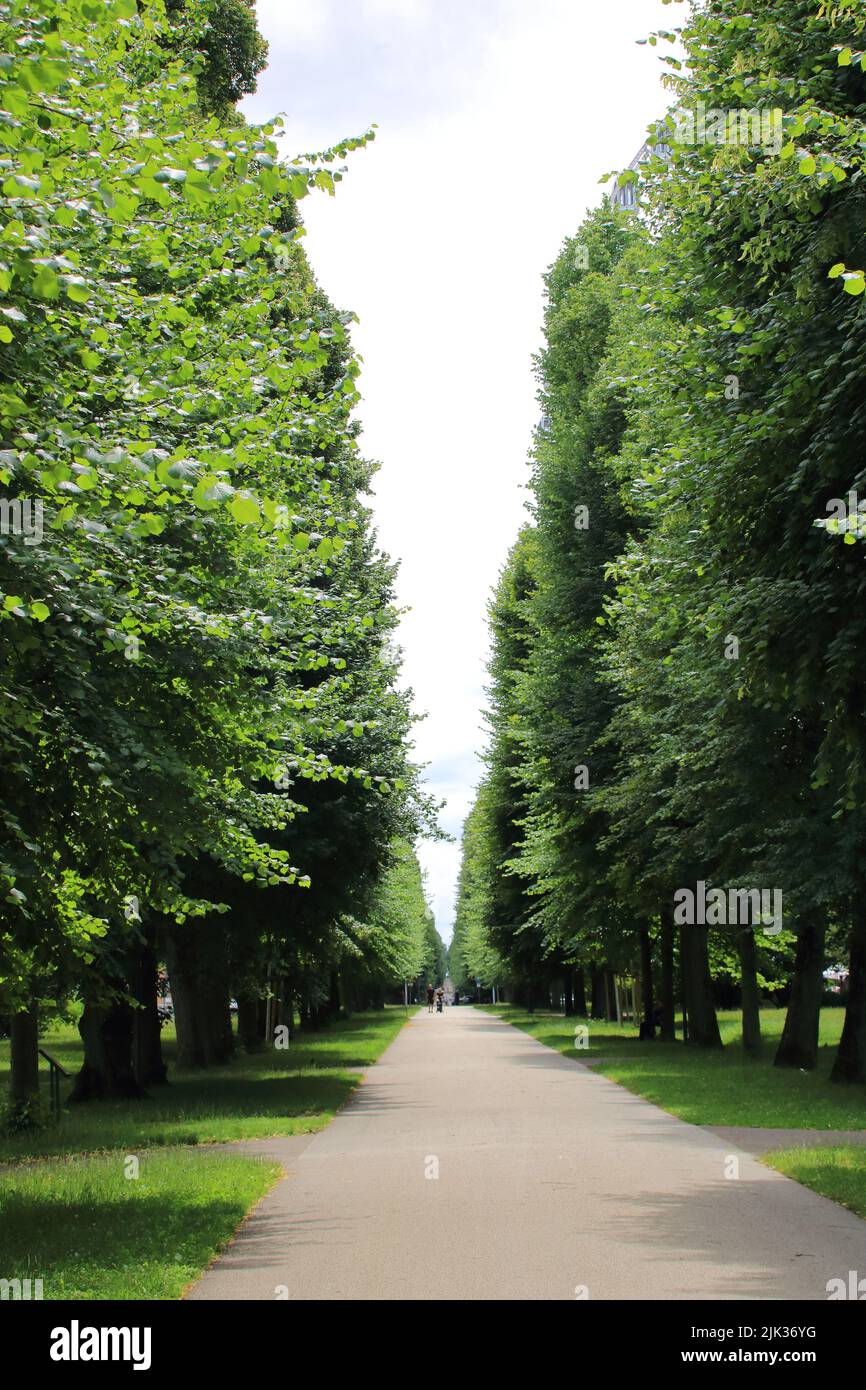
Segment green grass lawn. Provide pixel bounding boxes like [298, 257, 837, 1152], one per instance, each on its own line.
[485, 1004, 866, 1128]
[0, 1006, 413, 1161]
[0, 1148, 280, 1299]
[764, 1146, 866, 1222]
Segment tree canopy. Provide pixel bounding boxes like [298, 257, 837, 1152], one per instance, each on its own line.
[0, 0, 441, 1118]
[457, 0, 866, 1079]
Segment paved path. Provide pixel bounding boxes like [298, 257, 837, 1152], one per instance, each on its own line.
[188, 1007, 866, 1301]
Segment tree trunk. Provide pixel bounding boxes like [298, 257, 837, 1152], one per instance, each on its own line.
[563, 971, 574, 1018]
[590, 963, 606, 1019]
[738, 927, 762, 1056]
[170, 978, 204, 1061]
[10, 1005, 39, 1113]
[604, 969, 618, 1022]
[831, 896, 866, 1084]
[283, 973, 295, 1040]
[683, 926, 722, 1047]
[196, 985, 233, 1065]
[164, 918, 232, 1068]
[775, 911, 826, 1070]
[573, 968, 587, 1017]
[237, 994, 263, 1052]
[328, 969, 340, 1019]
[680, 924, 689, 1043]
[165, 939, 205, 1068]
[639, 921, 655, 1040]
[71, 1001, 144, 1101]
[660, 904, 675, 1041]
[256, 996, 269, 1041]
[132, 941, 167, 1087]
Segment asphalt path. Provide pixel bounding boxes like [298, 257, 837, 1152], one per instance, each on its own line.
[188, 1005, 866, 1300]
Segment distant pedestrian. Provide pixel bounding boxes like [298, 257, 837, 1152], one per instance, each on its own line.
[427, 985, 435, 1013]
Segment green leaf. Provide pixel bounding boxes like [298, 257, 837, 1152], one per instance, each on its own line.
[229, 494, 261, 525]
[183, 175, 214, 206]
[193, 475, 235, 508]
[64, 279, 90, 303]
[33, 266, 60, 299]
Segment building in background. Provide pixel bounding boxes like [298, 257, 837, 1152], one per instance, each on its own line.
[610, 123, 672, 210]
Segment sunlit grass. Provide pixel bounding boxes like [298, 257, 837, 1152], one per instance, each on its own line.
[0, 1148, 280, 1300]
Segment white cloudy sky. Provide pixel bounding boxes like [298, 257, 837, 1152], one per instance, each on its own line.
[242, 0, 674, 942]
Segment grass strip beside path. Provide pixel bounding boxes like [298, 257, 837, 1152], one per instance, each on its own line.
[0, 1149, 280, 1300]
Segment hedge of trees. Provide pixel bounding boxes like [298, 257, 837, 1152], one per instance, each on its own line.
[451, 0, 866, 1083]
[0, 0, 442, 1123]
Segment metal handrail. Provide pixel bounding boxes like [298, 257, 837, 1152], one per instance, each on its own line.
[38, 1048, 69, 1119]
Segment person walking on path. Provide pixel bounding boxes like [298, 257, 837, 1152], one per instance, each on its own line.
[426, 984, 435, 1013]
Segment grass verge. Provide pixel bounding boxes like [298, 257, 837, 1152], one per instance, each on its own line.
[0, 1148, 280, 1299]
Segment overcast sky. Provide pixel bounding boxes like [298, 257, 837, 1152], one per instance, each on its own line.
[242, 0, 674, 943]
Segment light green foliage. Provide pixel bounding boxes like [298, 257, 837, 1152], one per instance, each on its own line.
[336, 842, 444, 992]
[0, 1, 432, 1057]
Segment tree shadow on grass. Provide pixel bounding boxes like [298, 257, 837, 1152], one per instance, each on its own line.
[0, 1073, 361, 1162]
[70, 1073, 357, 1127]
[148, 1072, 357, 1120]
